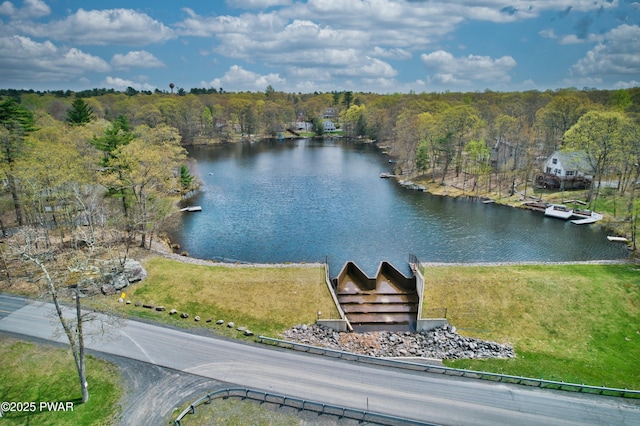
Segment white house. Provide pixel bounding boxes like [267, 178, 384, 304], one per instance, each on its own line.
[323, 108, 338, 119]
[295, 121, 313, 131]
[323, 119, 336, 132]
[541, 150, 593, 189]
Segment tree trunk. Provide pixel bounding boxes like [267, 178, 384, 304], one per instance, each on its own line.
[30, 257, 89, 404]
[8, 174, 23, 226]
[75, 286, 89, 403]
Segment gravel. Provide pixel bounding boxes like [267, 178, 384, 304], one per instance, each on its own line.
[281, 323, 515, 360]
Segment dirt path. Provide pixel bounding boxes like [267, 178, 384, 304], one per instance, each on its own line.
[95, 352, 225, 425]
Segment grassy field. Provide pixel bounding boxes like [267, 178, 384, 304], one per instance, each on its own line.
[421, 263, 640, 389]
[0, 336, 122, 425]
[102, 257, 339, 338]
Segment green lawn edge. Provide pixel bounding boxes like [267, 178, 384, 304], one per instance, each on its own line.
[90, 257, 639, 390]
[0, 336, 122, 426]
[421, 263, 640, 389]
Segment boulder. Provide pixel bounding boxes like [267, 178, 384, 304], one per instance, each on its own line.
[216, 320, 224, 325]
[180, 312, 189, 319]
[111, 274, 129, 291]
[155, 306, 166, 312]
[123, 259, 147, 283]
[227, 322, 235, 328]
[101, 284, 116, 295]
[169, 309, 178, 315]
[194, 316, 201, 322]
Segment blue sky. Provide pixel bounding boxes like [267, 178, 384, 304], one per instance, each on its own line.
[0, 0, 638, 93]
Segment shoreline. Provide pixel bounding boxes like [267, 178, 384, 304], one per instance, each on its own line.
[151, 248, 325, 269]
[420, 259, 631, 267]
[151, 245, 631, 271]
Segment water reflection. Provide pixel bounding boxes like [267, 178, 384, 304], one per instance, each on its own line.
[169, 139, 628, 275]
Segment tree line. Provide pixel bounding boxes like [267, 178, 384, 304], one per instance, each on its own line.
[3, 86, 640, 220]
[1, 84, 639, 404]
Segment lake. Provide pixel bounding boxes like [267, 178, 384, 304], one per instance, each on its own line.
[169, 139, 628, 275]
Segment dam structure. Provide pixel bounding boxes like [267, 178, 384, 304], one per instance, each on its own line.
[331, 261, 419, 332]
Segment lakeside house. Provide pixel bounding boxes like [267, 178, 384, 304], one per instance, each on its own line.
[323, 107, 338, 119]
[295, 121, 313, 131]
[539, 150, 593, 189]
[323, 119, 337, 132]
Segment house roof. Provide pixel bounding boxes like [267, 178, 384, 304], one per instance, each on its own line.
[554, 150, 593, 173]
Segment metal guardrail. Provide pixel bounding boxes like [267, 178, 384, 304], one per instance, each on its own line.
[257, 335, 640, 399]
[173, 387, 436, 426]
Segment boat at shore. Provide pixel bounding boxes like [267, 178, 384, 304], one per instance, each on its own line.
[607, 236, 629, 242]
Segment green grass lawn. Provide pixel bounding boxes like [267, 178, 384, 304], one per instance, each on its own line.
[421, 263, 640, 389]
[175, 398, 302, 426]
[101, 257, 339, 338]
[0, 336, 122, 425]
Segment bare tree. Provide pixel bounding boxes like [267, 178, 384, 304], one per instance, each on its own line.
[5, 188, 120, 405]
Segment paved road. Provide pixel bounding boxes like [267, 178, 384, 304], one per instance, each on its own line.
[1, 295, 638, 425]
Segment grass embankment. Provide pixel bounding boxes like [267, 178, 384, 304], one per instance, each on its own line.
[421, 264, 640, 389]
[0, 336, 122, 425]
[104, 257, 339, 338]
[176, 398, 302, 426]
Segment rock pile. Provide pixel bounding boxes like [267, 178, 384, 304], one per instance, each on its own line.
[281, 323, 515, 360]
[99, 259, 147, 295]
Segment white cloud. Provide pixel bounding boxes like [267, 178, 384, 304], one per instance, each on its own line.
[22, 8, 175, 45]
[539, 29, 557, 39]
[102, 76, 156, 91]
[357, 57, 398, 78]
[614, 80, 640, 89]
[203, 65, 285, 91]
[371, 46, 412, 60]
[421, 50, 516, 86]
[0, 0, 50, 20]
[0, 35, 109, 82]
[571, 25, 640, 76]
[225, 0, 292, 8]
[111, 50, 165, 69]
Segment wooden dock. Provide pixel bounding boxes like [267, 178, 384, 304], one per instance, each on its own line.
[180, 206, 202, 212]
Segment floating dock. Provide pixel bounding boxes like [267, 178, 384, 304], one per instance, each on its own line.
[180, 206, 202, 212]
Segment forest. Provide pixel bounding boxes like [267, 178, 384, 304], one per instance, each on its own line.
[1, 85, 640, 251]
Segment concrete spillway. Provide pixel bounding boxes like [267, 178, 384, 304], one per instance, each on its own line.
[332, 262, 418, 332]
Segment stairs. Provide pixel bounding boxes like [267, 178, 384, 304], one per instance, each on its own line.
[334, 262, 418, 332]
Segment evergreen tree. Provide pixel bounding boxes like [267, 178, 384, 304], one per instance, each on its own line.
[91, 115, 134, 164]
[179, 164, 194, 193]
[0, 98, 36, 226]
[66, 98, 95, 126]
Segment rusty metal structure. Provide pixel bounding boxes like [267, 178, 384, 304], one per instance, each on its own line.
[332, 261, 418, 332]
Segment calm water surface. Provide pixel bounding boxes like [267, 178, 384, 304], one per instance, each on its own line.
[170, 139, 628, 275]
